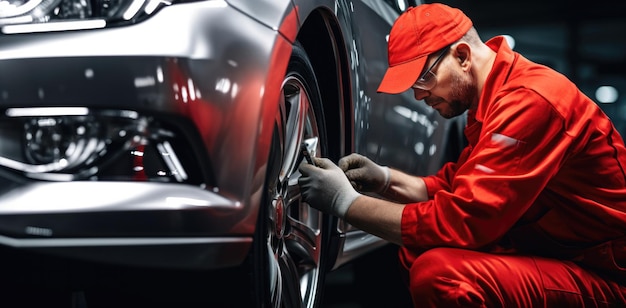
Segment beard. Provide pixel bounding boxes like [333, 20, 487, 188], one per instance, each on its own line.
[432, 70, 475, 119]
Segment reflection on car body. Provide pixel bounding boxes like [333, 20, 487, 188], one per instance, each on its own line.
[0, 0, 465, 306]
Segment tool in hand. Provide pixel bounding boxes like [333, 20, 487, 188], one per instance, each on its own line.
[300, 137, 318, 166]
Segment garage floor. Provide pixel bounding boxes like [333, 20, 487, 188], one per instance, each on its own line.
[322, 244, 413, 308]
[0, 243, 412, 308]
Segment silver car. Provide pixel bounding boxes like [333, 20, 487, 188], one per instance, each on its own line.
[0, 0, 465, 307]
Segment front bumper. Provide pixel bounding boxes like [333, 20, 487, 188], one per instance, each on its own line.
[0, 54, 256, 269]
[0, 0, 283, 269]
[0, 181, 251, 269]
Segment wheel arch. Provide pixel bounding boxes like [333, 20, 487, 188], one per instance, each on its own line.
[296, 8, 353, 162]
[295, 8, 361, 271]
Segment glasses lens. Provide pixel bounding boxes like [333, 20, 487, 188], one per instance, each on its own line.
[412, 71, 437, 90]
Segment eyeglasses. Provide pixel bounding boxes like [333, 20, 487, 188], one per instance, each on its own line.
[411, 45, 451, 91]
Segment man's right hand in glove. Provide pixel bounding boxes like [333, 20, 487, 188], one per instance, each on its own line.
[298, 157, 361, 219]
[338, 153, 390, 193]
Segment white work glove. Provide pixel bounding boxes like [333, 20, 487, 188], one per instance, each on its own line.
[298, 157, 361, 219]
[338, 153, 390, 194]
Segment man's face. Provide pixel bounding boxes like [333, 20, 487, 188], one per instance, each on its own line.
[413, 45, 476, 119]
[422, 65, 474, 119]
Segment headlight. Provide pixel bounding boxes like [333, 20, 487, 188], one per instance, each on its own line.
[0, 0, 173, 30]
[0, 107, 207, 185]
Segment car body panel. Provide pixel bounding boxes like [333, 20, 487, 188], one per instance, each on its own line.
[0, 1, 296, 269]
[0, 0, 465, 299]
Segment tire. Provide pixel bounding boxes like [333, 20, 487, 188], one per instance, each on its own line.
[250, 42, 330, 308]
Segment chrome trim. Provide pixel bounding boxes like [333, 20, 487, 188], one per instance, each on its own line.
[0, 181, 238, 214]
[0, 234, 250, 248]
[2, 20, 107, 34]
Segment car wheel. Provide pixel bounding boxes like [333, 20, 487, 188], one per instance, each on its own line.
[251, 42, 330, 308]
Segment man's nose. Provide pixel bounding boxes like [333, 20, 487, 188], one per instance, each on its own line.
[413, 88, 430, 101]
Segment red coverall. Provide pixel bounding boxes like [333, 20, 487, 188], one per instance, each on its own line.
[399, 36, 626, 307]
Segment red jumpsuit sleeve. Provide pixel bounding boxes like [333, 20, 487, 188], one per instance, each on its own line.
[422, 144, 474, 198]
[422, 162, 455, 197]
[402, 89, 568, 250]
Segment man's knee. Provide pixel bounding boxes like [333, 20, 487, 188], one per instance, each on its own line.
[409, 248, 486, 307]
[409, 247, 459, 284]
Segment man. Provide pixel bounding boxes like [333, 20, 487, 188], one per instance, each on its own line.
[298, 3, 626, 307]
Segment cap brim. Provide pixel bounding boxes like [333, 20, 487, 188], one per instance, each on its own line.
[377, 56, 428, 94]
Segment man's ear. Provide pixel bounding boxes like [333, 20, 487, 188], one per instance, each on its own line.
[453, 43, 471, 71]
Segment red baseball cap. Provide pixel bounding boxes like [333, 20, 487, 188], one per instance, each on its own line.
[377, 3, 472, 94]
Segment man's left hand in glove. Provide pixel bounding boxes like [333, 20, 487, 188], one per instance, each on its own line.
[298, 157, 361, 219]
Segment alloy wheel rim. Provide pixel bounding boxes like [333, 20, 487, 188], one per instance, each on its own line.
[268, 75, 323, 307]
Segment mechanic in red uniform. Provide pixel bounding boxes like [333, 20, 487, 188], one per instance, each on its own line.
[298, 3, 626, 307]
